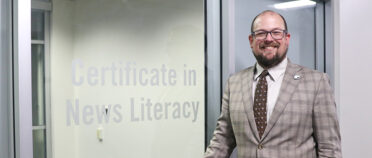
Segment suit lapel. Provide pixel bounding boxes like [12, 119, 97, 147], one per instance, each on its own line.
[240, 66, 261, 140]
[261, 61, 303, 140]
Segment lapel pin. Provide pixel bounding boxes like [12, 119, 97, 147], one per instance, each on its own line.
[294, 75, 301, 80]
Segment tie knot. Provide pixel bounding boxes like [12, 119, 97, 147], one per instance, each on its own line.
[259, 70, 269, 79]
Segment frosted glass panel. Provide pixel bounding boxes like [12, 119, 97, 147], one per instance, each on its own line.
[49, 0, 205, 158]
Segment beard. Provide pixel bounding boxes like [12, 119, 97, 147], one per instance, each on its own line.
[253, 47, 288, 69]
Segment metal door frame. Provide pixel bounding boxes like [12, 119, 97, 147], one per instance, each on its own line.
[13, 0, 33, 158]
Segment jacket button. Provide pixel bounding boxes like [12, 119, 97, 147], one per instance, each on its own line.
[258, 144, 263, 150]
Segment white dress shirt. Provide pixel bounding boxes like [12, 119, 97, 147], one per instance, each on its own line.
[252, 57, 287, 122]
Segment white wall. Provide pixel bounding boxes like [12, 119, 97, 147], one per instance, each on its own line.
[337, 0, 372, 157]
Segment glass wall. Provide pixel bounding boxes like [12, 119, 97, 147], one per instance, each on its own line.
[31, 0, 205, 157]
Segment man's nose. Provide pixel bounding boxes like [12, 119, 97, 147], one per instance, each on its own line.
[265, 33, 274, 41]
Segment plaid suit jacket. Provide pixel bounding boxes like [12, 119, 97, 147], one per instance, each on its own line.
[205, 61, 342, 158]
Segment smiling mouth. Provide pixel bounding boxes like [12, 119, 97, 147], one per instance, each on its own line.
[259, 41, 280, 49]
[260, 46, 279, 50]
[259, 42, 280, 49]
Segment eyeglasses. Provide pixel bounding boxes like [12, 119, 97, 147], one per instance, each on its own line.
[252, 29, 287, 40]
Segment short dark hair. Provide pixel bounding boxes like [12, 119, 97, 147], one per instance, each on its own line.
[250, 10, 288, 33]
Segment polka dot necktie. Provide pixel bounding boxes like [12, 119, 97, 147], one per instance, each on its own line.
[254, 70, 269, 138]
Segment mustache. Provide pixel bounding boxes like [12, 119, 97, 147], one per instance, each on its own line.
[259, 43, 280, 49]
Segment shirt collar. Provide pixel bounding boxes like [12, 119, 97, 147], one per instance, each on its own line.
[254, 57, 288, 82]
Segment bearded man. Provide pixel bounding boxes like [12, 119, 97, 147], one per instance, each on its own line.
[204, 10, 342, 158]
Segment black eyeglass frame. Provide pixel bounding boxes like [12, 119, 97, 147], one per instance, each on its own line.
[251, 29, 288, 40]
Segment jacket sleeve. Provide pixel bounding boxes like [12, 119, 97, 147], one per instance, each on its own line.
[204, 78, 236, 158]
[313, 73, 342, 158]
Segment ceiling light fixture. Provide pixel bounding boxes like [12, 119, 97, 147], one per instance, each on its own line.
[273, 0, 316, 10]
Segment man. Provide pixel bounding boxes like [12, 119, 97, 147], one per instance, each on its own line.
[204, 10, 342, 158]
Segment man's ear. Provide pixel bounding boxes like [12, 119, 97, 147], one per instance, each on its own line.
[285, 32, 291, 45]
[249, 35, 254, 48]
